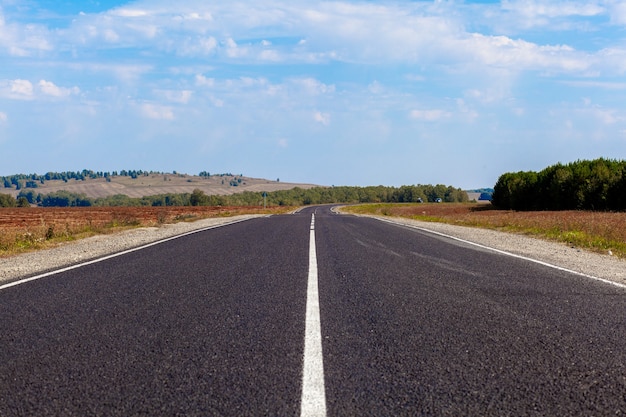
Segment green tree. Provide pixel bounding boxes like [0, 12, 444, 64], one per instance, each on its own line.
[493, 158, 626, 211]
[0, 193, 16, 207]
[17, 190, 37, 204]
[190, 189, 209, 206]
[41, 191, 92, 207]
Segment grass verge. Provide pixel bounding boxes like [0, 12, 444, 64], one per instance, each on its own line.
[0, 206, 294, 257]
[343, 203, 626, 259]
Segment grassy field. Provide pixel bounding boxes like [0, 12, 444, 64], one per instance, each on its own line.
[343, 203, 626, 259]
[0, 206, 295, 257]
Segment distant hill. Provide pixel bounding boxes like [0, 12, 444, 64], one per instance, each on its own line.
[1, 172, 320, 200]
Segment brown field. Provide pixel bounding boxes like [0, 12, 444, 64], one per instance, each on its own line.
[0, 205, 294, 255]
[4, 203, 626, 259]
[344, 203, 626, 259]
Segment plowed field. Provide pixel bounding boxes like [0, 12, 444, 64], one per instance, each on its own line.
[0, 206, 292, 254]
[0, 206, 279, 230]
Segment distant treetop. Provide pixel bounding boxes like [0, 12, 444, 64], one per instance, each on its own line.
[492, 158, 626, 211]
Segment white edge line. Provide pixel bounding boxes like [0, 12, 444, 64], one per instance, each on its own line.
[301, 213, 327, 417]
[0, 217, 255, 291]
[374, 217, 626, 290]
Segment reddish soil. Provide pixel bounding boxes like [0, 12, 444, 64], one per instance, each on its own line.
[0, 206, 288, 233]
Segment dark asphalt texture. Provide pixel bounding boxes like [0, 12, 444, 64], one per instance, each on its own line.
[1, 206, 626, 416]
[316, 211, 626, 416]
[0, 214, 310, 416]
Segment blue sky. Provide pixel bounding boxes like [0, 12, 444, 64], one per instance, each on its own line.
[1, 0, 625, 189]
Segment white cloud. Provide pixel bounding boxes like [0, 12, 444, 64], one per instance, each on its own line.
[586, 107, 625, 124]
[10, 79, 33, 97]
[368, 81, 384, 94]
[491, 0, 607, 33]
[103, 29, 120, 43]
[210, 97, 224, 107]
[0, 111, 7, 123]
[502, 0, 604, 19]
[239, 77, 269, 87]
[409, 109, 451, 121]
[158, 89, 193, 104]
[224, 38, 248, 58]
[405, 74, 426, 82]
[38, 80, 80, 98]
[0, 79, 34, 100]
[314, 111, 330, 126]
[0, 9, 53, 56]
[462, 34, 588, 73]
[178, 36, 218, 56]
[292, 78, 335, 95]
[7, 0, 601, 77]
[0, 79, 80, 100]
[465, 84, 513, 104]
[562, 80, 626, 89]
[140, 103, 175, 120]
[277, 138, 288, 148]
[110, 8, 150, 18]
[109, 64, 153, 83]
[3, 0, 626, 185]
[195, 74, 215, 87]
[259, 49, 281, 62]
[609, 2, 626, 25]
[179, 12, 214, 22]
[456, 99, 479, 121]
[598, 47, 626, 74]
[512, 107, 525, 117]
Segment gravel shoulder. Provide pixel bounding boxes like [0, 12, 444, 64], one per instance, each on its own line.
[2, 212, 625, 287]
[358, 214, 626, 287]
[0, 215, 265, 284]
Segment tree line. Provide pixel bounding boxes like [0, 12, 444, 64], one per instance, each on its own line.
[0, 184, 468, 208]
[492, 158, 626, 211]
[1, 169, 153, 189]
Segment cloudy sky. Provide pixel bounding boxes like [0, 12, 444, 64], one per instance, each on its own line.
[1, 0, 625, 188]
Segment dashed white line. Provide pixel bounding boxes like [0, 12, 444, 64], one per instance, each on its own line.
[301, 213, 327, 417]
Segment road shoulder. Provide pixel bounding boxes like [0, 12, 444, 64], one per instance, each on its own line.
[351, 213, 626, 287]
[0, 215, 265, 283]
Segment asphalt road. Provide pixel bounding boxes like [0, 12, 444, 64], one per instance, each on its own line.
[1, 206, 626, 416]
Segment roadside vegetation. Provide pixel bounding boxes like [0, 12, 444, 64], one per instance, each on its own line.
[343, 203, 626, 259]
[2, 159, 625, 259]
[492, 158, 626, 211]
[0, 177, 468, 257]
[1, 183, 468, 208]
[0, 206, 294, 257]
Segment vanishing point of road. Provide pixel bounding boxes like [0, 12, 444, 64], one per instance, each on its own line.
[1, 206, 626, 416]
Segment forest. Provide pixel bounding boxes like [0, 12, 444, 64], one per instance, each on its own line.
[0, 183, 468, 208]
[491, 158, 626, 211]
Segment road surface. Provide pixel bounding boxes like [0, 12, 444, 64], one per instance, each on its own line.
[1, 206, 626, 416]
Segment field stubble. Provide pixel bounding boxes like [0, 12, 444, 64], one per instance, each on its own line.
[345, 203, 626, 259]
[0, 206, 293, 256]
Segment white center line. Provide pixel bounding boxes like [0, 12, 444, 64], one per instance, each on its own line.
[301, 213, 327, 417]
